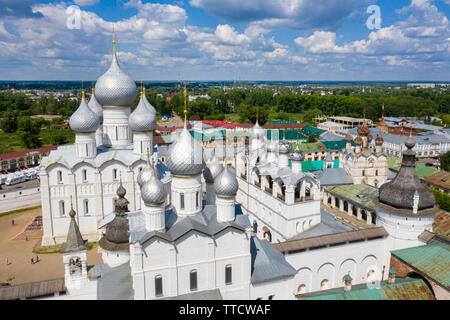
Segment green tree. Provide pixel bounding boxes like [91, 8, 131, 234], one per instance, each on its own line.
[51, 134, 68, 145]
[17, 117, 42, 149]
[237, 103, 270, 124]
[440, 151, 450, 171]
[307, 135, 317, 143]
[0, 110, 18, 133]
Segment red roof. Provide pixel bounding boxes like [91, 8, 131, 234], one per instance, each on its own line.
[153, 135, 169, 145]
[50, 124, 69, 127]
[155, 124, 192, 132]
[0, 146, 58, 161]
[262, 123, 307, 129]
[236, 123, 254, 128]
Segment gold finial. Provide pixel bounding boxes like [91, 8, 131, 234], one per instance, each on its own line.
[112, 23, 116, 55]
[146, 147, 150, 160]
[183, 84, 187, 122]
[152, 157, 155, 168]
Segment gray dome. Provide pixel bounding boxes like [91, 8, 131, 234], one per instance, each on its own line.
[289, 146, 304, 161]
[137, 156, 159, 187]
[69, 94, 100, 133]
[203, 155, 224, 184]
[88, 88, 103, 123]
[279, 139, 292, 154]
[379, 135, 435, 211]
[143, 90, 157, 115]
[214, 166, 238, 197]
[141, 174, 167, 205]
[167, 124, 204, 176]
[129, 93, 156, 132]
[95, 52, 137, 107]
[252, 121, 265, 139]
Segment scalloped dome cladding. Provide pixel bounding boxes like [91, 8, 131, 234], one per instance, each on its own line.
[345, 133, 352, 142]
[141, 175, 167, 205]
[289, 147, 304, 161]
[95, 53, 137, 106]
[137, 157, 160, 187]
[69, 96, 100, 133]
[214, 166, 238, 196]
[167, 126, 204, 176]
[279, 139, 292, 154]
[88, 93, 103, 123]
[129, 96, 156, 132]
[203, 157, 224, 184]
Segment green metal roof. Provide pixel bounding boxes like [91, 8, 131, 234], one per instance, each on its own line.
[324, 184, 379, 211]
[301, 125, 326, 137]
[296, 142, 327, 153]
[266, 129, 307, 141]
[391, 242, 450, 288]
[189, 130, 225, 141]
[322, 140, 347, 151]
[390, 161, 438, 179]
[301, 277, 435, 300]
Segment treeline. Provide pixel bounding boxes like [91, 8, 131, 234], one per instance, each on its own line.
[1, 88, 449, 128]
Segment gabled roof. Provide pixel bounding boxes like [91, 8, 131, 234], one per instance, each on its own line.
[391, 242, 450, 289]
[300, 277, 435, 300]
[250, 236, 296, 284]
[314, 168, 352, 187]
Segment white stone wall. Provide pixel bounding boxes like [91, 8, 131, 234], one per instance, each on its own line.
[130, 228, 251, 300]
[282, 237, 390, 295]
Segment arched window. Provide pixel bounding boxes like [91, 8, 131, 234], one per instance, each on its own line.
[297, 284, 306, 295]
[190, 270, 198, 291]
[59, 200, 65, 217]
[225, 265, 232, 285]
[155, 275, 163, 297]
[57, 170, 63, 183]
[82, 169, 87, 182]
[113, 169, 118, 181]
[320, 279, 329, 290]
[69, 257, 82, 276]
[84, 199, 89, 215]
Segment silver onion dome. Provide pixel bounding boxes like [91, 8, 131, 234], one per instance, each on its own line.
[94, 50, 137, 107]
[167, 124, 204, 176]
[137, 156, 159, 187]
[279, 139, 292, 154]
[88, 88, 103, 123]
[214, 165, 238, 197]
[203, 154, 224, 184]
[69, 93, 100, 133]
[141, 174, 167, 205]
[289, 146, 304, 161]
[129, 93, 156, 132]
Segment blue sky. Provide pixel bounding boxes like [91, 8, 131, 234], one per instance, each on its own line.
[0, 0, 449, 81]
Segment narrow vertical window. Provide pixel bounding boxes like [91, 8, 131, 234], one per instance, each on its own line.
[180, 193, 185, 210]
[84, 199, 89, 215]
[196, 191, 199, 208]
[225, 265, 232, 285]
[57, 170, 62, 183]
[155, 275, 163, 297]
[82, 169, 87, 182]
[60, 200, 65, 216]
[113, 169, 118, 180]
[85, 144, 88, 156]
[190, 270, 197, 291]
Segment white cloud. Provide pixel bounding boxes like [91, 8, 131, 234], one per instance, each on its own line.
[190, 0, 364, 31]
[73, 0, 100, 6]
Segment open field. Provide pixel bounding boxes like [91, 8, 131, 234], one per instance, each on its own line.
[0, 206, 102, 285]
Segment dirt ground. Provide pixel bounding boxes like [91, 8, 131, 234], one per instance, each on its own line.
[157, 113, 183, 128]
[0, 207, 103, 285]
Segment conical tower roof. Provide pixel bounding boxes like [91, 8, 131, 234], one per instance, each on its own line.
[60, 203, 87, 253]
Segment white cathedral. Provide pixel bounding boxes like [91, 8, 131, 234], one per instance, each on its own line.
[41, 35, 439, 300]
